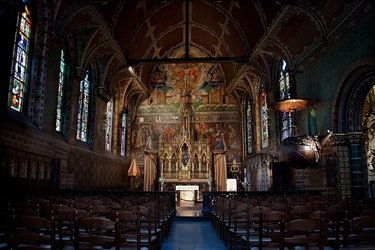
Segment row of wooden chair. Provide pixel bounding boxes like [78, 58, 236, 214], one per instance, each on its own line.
[10, 206, 157, 249]
[212, 195, 375, 250]
[7, 194, 174, 249]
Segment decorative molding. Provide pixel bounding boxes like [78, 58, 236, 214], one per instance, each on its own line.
[98, 87, 111, 103]
[330, 132, 366, 146]
[347, 132, 366, 145]
[75, 67, 86, 81]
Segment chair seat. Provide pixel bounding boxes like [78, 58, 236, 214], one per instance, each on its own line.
[126, 235, 157, 243]
[116, 248, 149, 250]
[18, 244, 52, 249]
[229, 228, 255, 234]
[284, 235, 320, 244]
[240, 235, 264, 243]
[140, 228, 162, 234]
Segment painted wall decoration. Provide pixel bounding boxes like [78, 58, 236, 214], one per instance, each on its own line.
[132, 121, 240, 151]
[133, 63, 240, 151]
[138, 63, 237, 113]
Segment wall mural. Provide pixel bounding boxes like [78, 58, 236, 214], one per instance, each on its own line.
[133, 63, 240, 151]
[131, 63, 241, 188]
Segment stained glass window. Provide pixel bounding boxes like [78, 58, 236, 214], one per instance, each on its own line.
[76, 72, 90, 142]
[105, 101, 113, 151]
[261, 85, 269, 148]
[121, 113, 128, 156]
[246, 97, 252, 154]
[56, 50, 66, 131]
[279, 60, 292, 140]
[9, 5, 31, 112]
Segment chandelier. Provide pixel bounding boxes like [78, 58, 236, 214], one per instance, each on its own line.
[270, 98, 316, 112]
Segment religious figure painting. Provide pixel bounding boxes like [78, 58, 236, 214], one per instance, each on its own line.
[20, 158, 28, 178]
[133, 63, 240, 154]
[10, 156, 19, 177]
[30, 160, 37, 179]
[39, 162, 45, 179]
[138, 63, 237, 114]
[132, 120, 240, 151]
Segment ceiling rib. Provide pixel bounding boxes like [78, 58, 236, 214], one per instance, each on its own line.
[225, 4, 293, 95]
[185, 0, 189, 60]
[126, 56, 250, 66]
[126, 0, 250, 66]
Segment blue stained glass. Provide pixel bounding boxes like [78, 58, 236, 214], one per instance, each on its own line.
[246, 97, 252, 154]
[56, 50, 65, 131]
[77, 72, 90, 141]
[279, 60, 292, 140]
[10, 6, 31, 112]
[121, 113, 127, 156]
[261, 85, 269, 148]
[105, 101, 113, 151]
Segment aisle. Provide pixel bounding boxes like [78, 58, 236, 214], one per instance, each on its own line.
[161, 220, 227, 250]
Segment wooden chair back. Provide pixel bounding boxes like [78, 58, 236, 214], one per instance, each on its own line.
[58, 209, 89, 249]
[344, 216, 375, 248]
[116, 210, 141, 250]
[12, 215, 55, 249]
[284, 218, 324, 250]
[74, 216, 116, 249]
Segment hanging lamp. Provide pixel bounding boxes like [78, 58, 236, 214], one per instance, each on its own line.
[269, 98, 316, 113]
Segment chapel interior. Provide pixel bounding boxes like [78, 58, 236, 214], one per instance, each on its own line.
[1, 0, 375, 249]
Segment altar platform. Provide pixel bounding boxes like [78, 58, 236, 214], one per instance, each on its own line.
[176, 202, 203, 218]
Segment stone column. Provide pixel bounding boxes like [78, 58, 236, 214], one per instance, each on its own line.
[330, 132, 367, 199]
[66, 67, 86, 145]
[347, 132, 367, 198]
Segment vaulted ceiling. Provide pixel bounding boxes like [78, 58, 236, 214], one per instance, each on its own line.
[52, 0, 366, 106]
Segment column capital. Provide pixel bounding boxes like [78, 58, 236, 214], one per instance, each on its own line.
[330, 132, 366, 146]
[347, 132, 366, 145]
[75, 67, 86, 81]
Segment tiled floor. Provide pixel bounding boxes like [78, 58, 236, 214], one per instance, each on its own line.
[161, 220, 227, 250]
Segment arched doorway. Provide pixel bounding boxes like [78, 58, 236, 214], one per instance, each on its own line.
[332, 58, 375, 198]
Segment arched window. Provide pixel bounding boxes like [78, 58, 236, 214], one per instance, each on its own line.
[76, 71, 90, 142]
[9, 5, 32, 112]
[246, 97, 252, 154]
[261, 85, 269, 148]
[279, 60, 292, 140]
[105, 100, 113, 151]
[121, 113, 128, 156]
[56, 50, 66, 132]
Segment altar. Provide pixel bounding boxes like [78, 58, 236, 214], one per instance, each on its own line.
[176, 185, 199, 203]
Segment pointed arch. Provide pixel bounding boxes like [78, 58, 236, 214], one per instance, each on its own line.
[332, 58, 375, 133]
